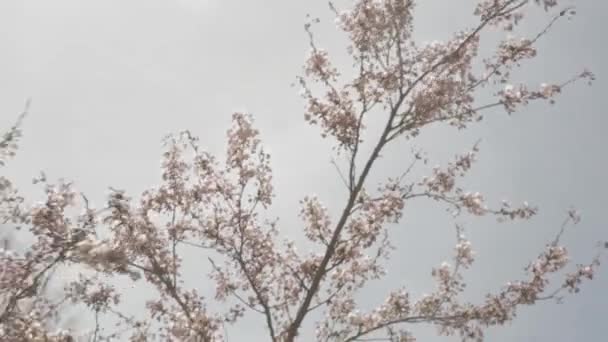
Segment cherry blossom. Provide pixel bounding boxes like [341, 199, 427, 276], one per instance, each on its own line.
[1, 1, 605, 341]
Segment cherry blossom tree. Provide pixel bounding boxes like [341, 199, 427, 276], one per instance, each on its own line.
[1, 1, 605, 341]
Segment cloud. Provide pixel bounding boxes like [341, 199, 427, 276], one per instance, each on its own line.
[175, 0, 213, 11]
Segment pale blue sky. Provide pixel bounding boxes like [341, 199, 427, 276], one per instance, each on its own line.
[1, 0, 606, 341]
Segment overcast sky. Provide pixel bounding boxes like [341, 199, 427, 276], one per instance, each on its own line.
[1, 0, 607, 341]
